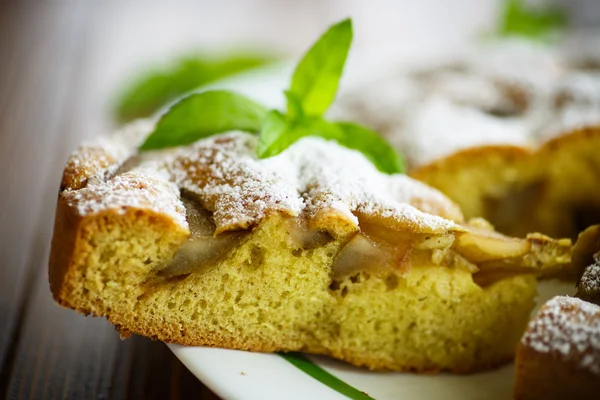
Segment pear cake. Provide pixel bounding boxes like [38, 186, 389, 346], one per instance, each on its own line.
[49, 119, 575, 373]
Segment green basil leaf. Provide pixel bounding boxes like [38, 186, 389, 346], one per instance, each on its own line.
[258, 113, 405, 174]
[284, 90, 304, 120]
[114, 54, 274, 123]
[140, 90, 267, 150]
[335, 122, 406, 174]
[257, 110, 294, 158]
[258, 112, 346, 158]
[499, 0, 566, 40]
[288, 18, 353, 116]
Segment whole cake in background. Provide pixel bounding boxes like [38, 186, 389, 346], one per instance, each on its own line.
[334, 36, 600, 242]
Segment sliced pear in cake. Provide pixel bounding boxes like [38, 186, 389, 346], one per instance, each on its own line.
[50, 124, 574, 373]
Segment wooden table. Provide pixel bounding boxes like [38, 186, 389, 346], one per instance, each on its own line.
[0, 1, 503, 398]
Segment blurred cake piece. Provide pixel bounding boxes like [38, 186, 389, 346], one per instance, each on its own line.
[514, 296, 600, 400]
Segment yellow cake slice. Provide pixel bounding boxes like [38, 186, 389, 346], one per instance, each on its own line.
[49, 121, 573, 373]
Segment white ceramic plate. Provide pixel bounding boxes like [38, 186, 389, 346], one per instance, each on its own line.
[170, 280, 574, 400]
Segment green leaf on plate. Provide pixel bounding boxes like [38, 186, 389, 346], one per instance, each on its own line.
[280, 353, 374, 400]
[288, 18, 353, 116]
[140, 90, 267, 150]
[114, 54, 274, 123]
[499, 0, 566, 40]
[335, 122, 406, 174]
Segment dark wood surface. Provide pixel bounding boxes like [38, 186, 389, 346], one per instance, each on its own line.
[0, 1, 222, 398]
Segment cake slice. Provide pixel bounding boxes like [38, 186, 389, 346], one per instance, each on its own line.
[514, 296, 600, 399]
[50, 122, 573, 373]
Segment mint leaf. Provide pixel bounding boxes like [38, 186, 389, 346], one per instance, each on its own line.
[335, 122, 405, 174]
[288, 19, 353, 116]
[499, 0, 566, 40]
[284, 90, 304, 120]
[114, 54, 274, 123]
[258, 113, 343, 158]
[137, 19, 406, 176]
[140, 90, 267, 150]
[258, 114, 405, 174]
[257, 110, 294, 158]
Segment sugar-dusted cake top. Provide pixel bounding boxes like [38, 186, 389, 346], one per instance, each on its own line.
[522, 296, 600, 375]
[60, 122, 464, 236]
[398, 97, 531, 168]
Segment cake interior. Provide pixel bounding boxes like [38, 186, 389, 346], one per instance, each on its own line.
[54, 189, 572, 373]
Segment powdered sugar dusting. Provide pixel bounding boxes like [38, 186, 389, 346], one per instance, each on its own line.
[171, 132, 461, 234]
[523, 296, 600, 375]
[537, 73, 600, 142]
[467, 39, 562, 92]
[400, 97, 531, 167]
[62, 119, 154, 190]
[63, 163, 187, 229]
[427, 72, 518, 114]
[171, 132, 303, 233]
[337, 38, 600, 169]
[65, 125, 463, 235]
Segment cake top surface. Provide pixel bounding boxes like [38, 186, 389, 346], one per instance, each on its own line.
[63, 166, 188, 228]
[522, 296, 600, 375]
[400, 97, 531, 167]
[61, 122, 464, 236]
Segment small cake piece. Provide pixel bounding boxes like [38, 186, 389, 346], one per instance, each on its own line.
[574, 224, 600, 304]
[514, 296, 600, 400]
[50, 122, 573, 373]
[578, 260, 600, 305]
